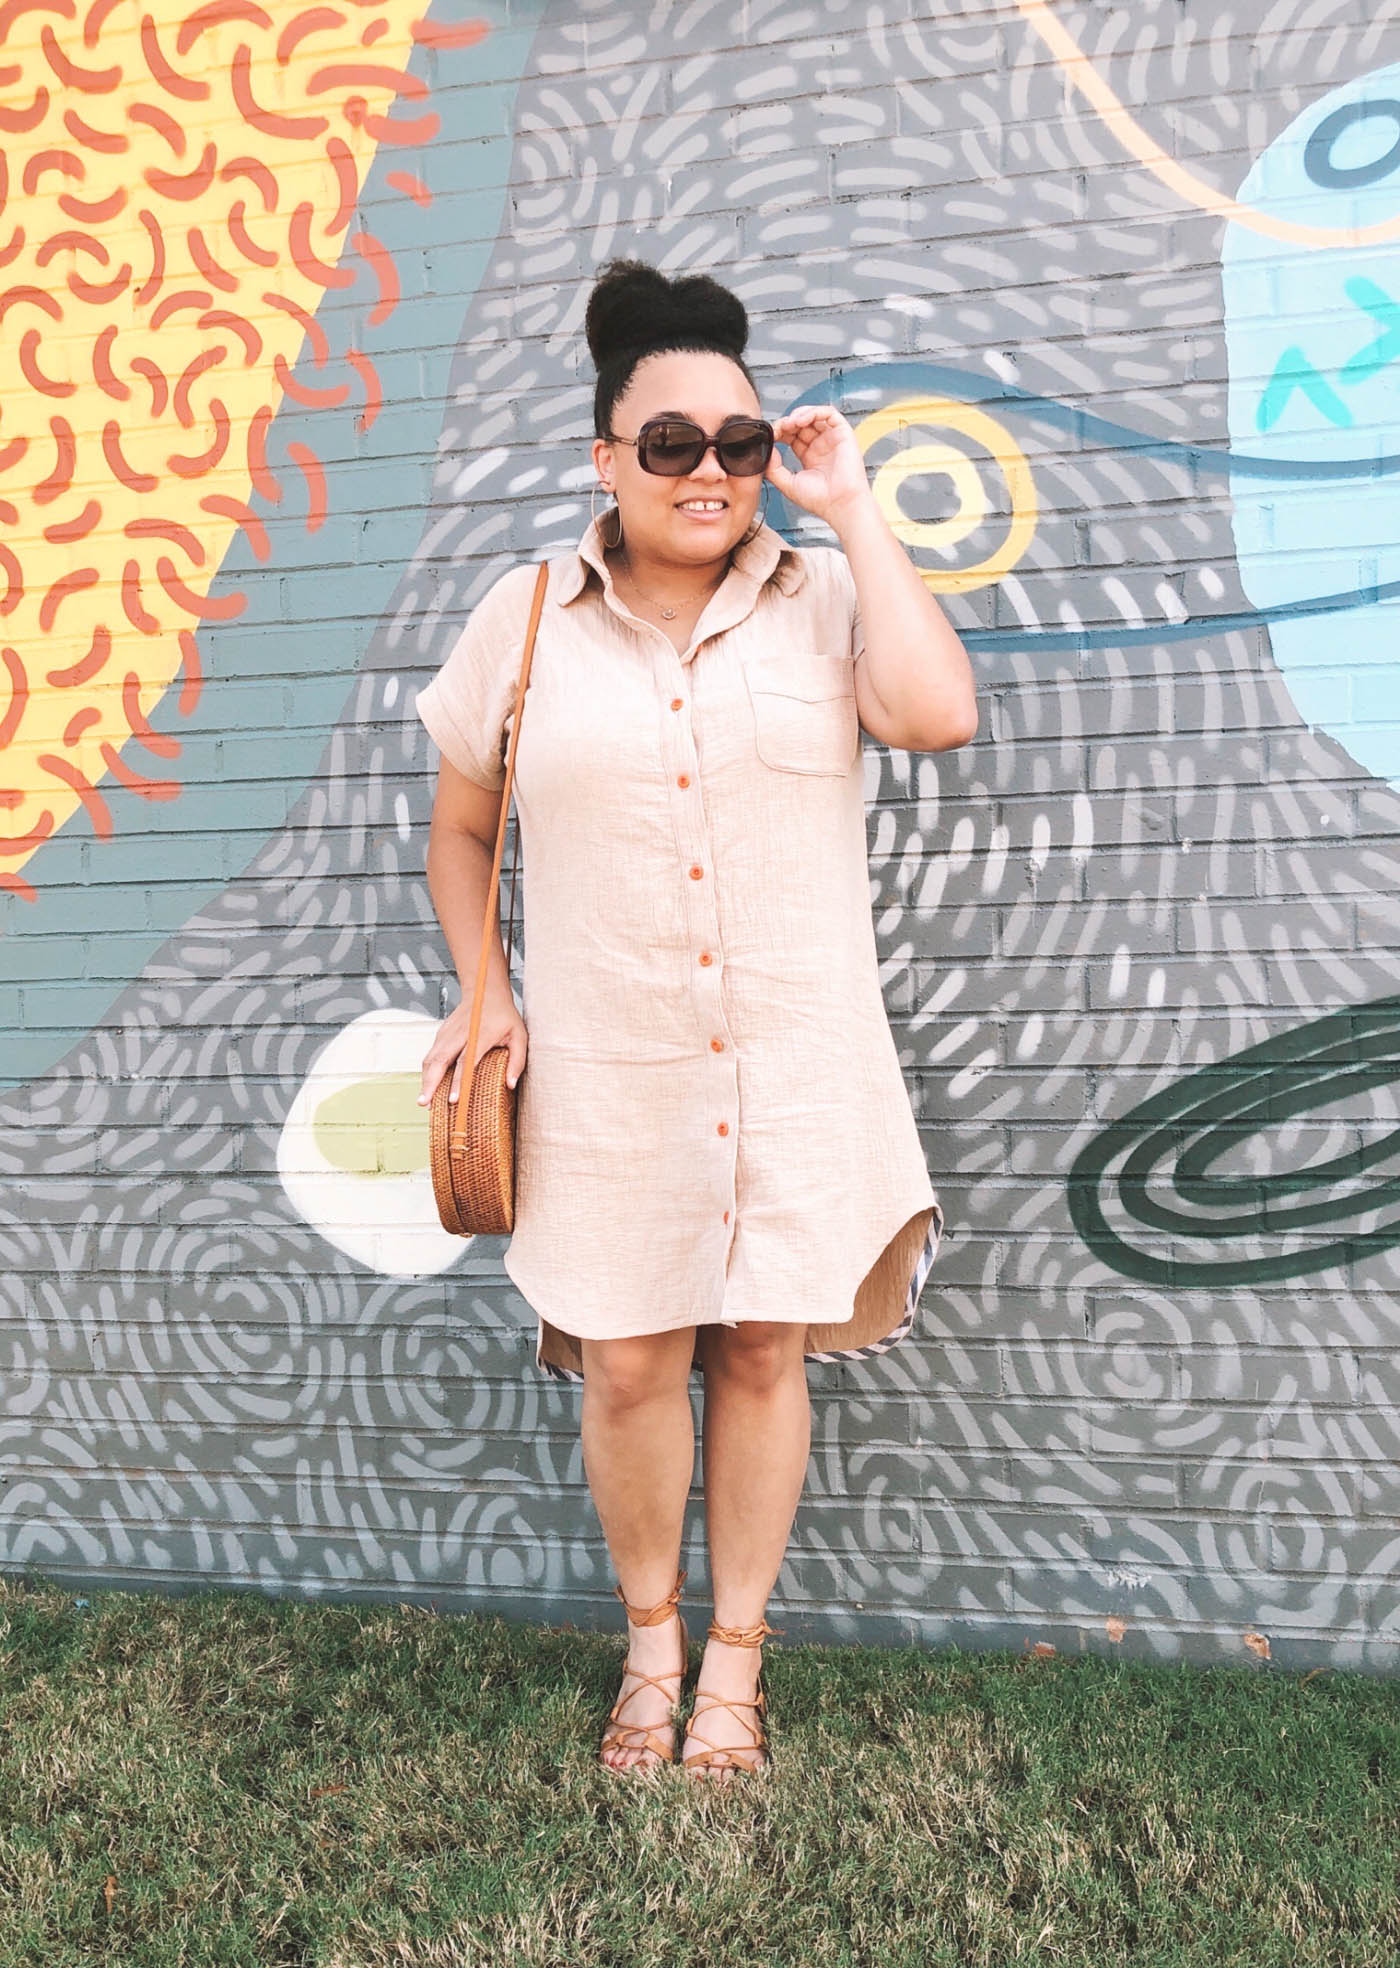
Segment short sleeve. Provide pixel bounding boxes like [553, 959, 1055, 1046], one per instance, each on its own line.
[414, 563, 543, 792]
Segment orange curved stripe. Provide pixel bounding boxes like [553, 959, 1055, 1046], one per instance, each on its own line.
[0, 806, 56, 855]
[197, 306, 261, 364]
[273, 353, 349, 407]
[121, 557, 160, 633]
[189, 223, 239, 291]
[324, 134, 357, 235]
[361, 104, 439, 145]
[231, 42, 327, 140]
[122, 669, 180, 757]
[0, 644, 25, 747]
[352, 226, 398, 324]
[410, 15, 489, 50]
[82, 0, 126, 50]
[40, 24, 121, 91]
[347, 344, 381, 432]
[133, 205, 164, 305]
[41, 752, 113, 835]
[155, 556, 246, 620]
[98, 739, 178, 802]
[126, 515, 205, 563]
[43, 498, 101, 543]
[200, 491, 269, 562]
[385, 167, 430, 208]
[46, 624, 111, 689]
[264, 287, 328, 364]
[168, 395, 230, 475]
[288, 200, 354, 287]
[287, 440, 326, 531]
[175, 626, 203, 715]
[0, 542, 20, 616]
[173, 345, 227, 427]
[276, 7, 341, 66]
[68, 265, 132, 304]
[21, 330, 78, 397]
[39, 566, 99, 632]
[247, 401, 278, 502]
[126, 97, 185, 153]
[138, 13, 210, 103]
[63, 107, 126, 152]
[102, 419, 157, 492]
[145, 139, 218, 201]
[179, 1, 272, 56]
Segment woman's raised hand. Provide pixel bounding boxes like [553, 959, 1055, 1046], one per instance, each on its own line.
[764, 404, 875, 527]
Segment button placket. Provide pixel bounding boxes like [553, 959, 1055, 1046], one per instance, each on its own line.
[658, 645, 739, 1249]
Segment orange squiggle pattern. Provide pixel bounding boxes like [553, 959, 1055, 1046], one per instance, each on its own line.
[0, 0, 488, 891]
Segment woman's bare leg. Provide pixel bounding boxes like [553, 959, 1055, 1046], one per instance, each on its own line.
[579, 1325, 698, 1770]
[685, 1321, 811, 1779]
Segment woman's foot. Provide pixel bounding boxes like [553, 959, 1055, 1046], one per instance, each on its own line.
[600, 1609, 688, 1773]
[681, 1625, 772, 1781]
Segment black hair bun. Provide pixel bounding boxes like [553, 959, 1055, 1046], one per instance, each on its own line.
[585, 257, 748, 367]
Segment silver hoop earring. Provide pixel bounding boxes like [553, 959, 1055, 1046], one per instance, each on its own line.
[590, 482, 623, 548]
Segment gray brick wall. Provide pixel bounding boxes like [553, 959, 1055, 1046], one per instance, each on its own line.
[4, 0, 1400, 1674]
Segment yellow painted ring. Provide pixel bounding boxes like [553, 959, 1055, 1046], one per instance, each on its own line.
[852, 395, 1038, 593]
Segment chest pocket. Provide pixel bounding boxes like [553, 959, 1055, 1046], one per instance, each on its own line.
[743, 650, 861, 775]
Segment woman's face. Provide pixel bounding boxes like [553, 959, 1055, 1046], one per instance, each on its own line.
[592, 348, 764, 566]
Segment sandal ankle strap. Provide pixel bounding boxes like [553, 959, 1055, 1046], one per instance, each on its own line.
[707, 1613, 781, 1647]
[615, 1566, 687, 1626]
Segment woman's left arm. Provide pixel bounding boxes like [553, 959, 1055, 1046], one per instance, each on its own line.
[768, 405, 979, 754]
[835, 495, 979, 752]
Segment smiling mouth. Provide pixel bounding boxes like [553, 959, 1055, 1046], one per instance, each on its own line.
[676, 500, 729, 513]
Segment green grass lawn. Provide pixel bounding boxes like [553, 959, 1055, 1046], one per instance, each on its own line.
[2, 1570, 1397, 1968]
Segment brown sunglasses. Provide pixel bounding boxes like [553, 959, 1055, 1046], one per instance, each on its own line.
[604, 415, 775, 477]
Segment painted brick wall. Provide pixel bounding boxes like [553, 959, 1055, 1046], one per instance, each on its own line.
[4, 0, 1400, 1675]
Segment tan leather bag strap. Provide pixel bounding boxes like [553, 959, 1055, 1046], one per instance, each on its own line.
[461, 561, 549, 1086]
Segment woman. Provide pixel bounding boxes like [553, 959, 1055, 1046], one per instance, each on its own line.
[414, 258, 977, 1780]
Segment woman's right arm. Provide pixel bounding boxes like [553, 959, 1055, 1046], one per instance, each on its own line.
[417, 756, 529, 1107]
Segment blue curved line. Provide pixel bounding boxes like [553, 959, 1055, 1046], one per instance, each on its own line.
[807, 359, 1400, 482]
[775, 360, 1400, 651]
[956, 572, 1400, 653]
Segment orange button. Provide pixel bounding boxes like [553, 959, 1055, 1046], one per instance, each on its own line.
[677, 774, 690, 788]
[723, 1210, 730, 1225]
[710, 1038, 724, 1052]
[698, 952, 713, 966]
[670, 697, 684, 711]
[689, 864, 703, 880]
[717, 1121, 729, 1136]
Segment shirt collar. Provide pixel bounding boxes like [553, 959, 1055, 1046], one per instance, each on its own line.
[552, 509, 807, 605]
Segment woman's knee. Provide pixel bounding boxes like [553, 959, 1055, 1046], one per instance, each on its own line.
[699, 1320, 806, 1387]
[579, 1326, 696, 1409]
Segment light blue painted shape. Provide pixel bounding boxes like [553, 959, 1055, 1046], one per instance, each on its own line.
[0, 1, 547, 1092]
[1223, 64, 1400, 790]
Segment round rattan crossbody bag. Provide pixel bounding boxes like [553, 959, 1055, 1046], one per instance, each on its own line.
[427, 561, 549, 1237]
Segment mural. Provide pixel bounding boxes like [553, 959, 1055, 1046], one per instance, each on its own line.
[4, 0, 1400, 1671]
[0, 0, 545, 1079]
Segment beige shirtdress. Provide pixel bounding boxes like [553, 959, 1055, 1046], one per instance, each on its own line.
[414, 511, 944, 1383]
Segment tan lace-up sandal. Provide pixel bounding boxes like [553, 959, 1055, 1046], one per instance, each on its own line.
[681, 1613, 782, 1779]
[599, 1567, 689, 1773]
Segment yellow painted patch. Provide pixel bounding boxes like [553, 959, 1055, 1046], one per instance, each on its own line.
[311, 1074, 431, 1177]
